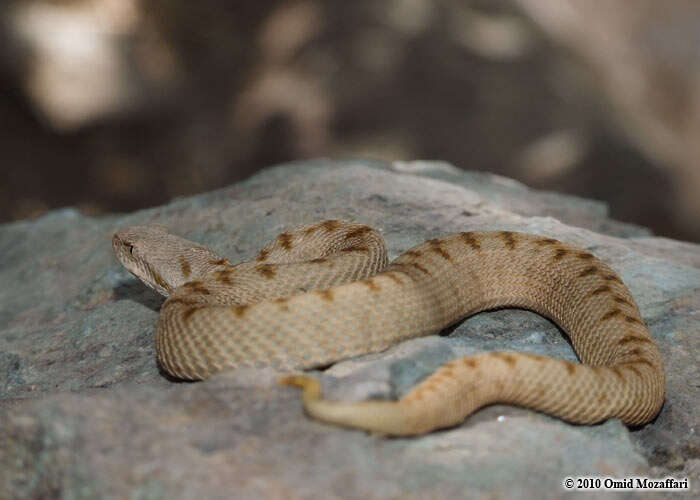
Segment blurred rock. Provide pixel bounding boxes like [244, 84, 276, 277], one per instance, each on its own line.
[1, 160, 697, 498]
[1, 0, 699, 245]
[515, 0, 700, 246]
[5, 0, 179, 129]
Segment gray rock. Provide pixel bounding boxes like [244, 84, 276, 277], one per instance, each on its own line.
[1, 159, 697, 499]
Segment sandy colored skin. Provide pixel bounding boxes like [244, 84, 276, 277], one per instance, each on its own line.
[113, 220, 665, 436]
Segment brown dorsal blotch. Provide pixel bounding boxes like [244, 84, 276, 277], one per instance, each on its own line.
[342, 245, 370, 253]
[600, 308, 622, 321]
[499, 231, 517, 250]
[321, 220, 342, 232]
[492, 352, 517, 367]
[274, 297, 290, 312]
[429, 243, 452, 262]
[344, 225, 373, 240]
[317, 289, 334, 301]
[603, 274, 623, 284]
[214, 269, 234, 285]
[232, 304, 250, 317]
[589, 285, 611, 297]
[578, 266, 598, 278]
[552, 248, 569, 261]
[256, 264, 277, 279]
[384, 272, 404, 285]
[563, 362, 577, 375]
[256, 248, 270, 262]
[410, 262, 431, 276]
[278, 232, 293, 250]
[184, 281, 211, 295]
[617, 334, 651, 346]
[463, 358, 478, 369]
[182, 306, 202, 322]
[459, 232, 481, 251]
[404, 250, 423, 258]
[361, 278, 380, 292]
[624, 315, 644, 325]
[613, 296, 631, 306]
[179, 257, 192, 279]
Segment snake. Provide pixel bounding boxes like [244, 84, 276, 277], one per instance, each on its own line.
[112, 220, 665, 436]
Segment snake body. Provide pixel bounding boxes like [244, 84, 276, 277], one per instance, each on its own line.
[113, 220, 665, 435]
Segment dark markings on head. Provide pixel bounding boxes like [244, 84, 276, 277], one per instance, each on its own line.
[613, 296, 631, 305]
[385, 272, 404, 285]
[427, 238, 443, 246]
[255, 264, 276, 279]
[577, 252, 595, 260]
[603, 274, 622, 283]
[344, 225, 372, 240]
[459, 232, 481, 251]
[552, 248, 569, 261]
[499, 231, 517, 250]
[589, 285, 611, 297]
[164, 297, 200, 308]
[405, 250, 423, 258]
[463, 358, 478, 368]
[618, 334, 651, 346]
[536, 238, 558, 246]
[317, 289, 334, 301]
[342, 245, 370, 253]
[309, 257, 328, 264]
[182, 307, 202, 322]
[600, 308, 622, 322]
[278, 232, 293, 250]
[624, 315, 644, 325]
[178, 257, 192, 278]
[430, 246, 453, 262]
[578, 266, 598, 278]
[210, 258, 229, 266]
[184, 281, 210, 295]
[256, 248, 270, 262]
[492, 352, 516, 367]
[360, 279, 380, 292]
[233, 305, 250, 317]
[150, 269, 172, 293]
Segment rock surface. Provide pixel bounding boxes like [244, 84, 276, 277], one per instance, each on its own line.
[1, 159, 697, 499]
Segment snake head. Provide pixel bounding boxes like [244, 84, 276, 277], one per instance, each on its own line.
[113, 224, 222, 296]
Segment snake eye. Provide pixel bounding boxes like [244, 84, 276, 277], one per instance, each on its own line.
[128, 245, 134, 255]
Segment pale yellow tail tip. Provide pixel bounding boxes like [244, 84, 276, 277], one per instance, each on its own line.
[278, 375, 322, 400]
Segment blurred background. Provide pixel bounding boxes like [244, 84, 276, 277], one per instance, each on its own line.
[1, 0, 699, 242]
